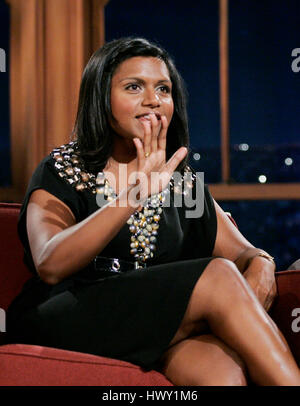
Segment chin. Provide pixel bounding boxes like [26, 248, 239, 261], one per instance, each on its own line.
[112, 124, 144, 142]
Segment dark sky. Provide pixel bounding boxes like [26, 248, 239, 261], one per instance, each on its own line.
[105, 0, 300, 148]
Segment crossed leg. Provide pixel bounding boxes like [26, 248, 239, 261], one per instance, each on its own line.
[160, 334, 248, 386]
[159, 258, 300, 386]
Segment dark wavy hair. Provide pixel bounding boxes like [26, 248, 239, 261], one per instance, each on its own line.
[71, 37, 190, 174]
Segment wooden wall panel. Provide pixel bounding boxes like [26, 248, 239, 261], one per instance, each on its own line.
[210, 183, 300, 201]
[219, 0, 230, 184]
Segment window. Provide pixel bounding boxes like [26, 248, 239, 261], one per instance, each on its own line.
[229, 0, 300, 184]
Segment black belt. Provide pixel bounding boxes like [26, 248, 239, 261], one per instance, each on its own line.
[93, 256, 147, 274]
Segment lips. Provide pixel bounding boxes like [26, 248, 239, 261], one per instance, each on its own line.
[136, 112, 161, 121]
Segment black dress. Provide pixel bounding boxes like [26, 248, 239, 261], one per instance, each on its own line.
[6, 143, 217, 370]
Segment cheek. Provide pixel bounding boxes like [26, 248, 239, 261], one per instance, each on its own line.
[166, 99, 174, 123]
[111, 94, 137, 121]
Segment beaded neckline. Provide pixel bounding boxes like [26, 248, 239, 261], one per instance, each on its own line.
[50, 141, 196, 268]
[50, 141, 196, 195]
[51, 141, 99, 193]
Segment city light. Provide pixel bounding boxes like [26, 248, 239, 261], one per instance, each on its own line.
[258, 175, 267, 183]
[285, 157, 293, 166]
[238, 143, 249, 151]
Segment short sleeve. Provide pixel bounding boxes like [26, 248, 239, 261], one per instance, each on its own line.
[17, 155, 84, 274]
[177, 169, 217, 260]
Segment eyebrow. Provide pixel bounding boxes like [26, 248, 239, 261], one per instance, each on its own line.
[119, 77, 172, 85]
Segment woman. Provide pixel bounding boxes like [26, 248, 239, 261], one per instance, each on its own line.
[6, 37, 300, 386]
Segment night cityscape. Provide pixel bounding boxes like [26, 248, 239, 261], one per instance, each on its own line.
[190, 145, 300, 271]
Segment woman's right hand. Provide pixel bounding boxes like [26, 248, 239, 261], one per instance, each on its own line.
[132, 112, 188, 202]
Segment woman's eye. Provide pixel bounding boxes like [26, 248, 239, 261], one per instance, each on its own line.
[159, 86, 171, 94]
[125, 84, 140, 91]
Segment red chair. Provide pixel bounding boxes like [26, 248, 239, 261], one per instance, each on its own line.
[0, 202, 299, 385]
[0, 202, 171, 386]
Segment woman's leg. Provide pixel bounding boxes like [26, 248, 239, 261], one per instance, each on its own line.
[161, 258, 300, 386]
[161, 334, 249, 386]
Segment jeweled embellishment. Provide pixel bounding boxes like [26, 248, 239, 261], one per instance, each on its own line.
[51, 141, 197, 197]
[95, 170, 167, 268]
[95, 173, 116, 202]
[50, 141, 98, 193]
[50, 141, 197, 268]
[126, 196, 166, 269]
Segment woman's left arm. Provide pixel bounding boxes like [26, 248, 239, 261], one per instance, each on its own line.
[212, 199, 277, 311]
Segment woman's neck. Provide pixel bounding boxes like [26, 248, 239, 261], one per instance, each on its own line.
[111, 133, 137, 163]
[106, 156, 137, 174]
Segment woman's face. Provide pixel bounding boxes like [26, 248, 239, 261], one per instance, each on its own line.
[110, 56, 174, 142]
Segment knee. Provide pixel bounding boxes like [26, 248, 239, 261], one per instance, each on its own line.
[233, 373, 248, 386]
[188, 360, 248, 386]
[210, 257, 239, 271]
[201, 348, 248, 386]
[189, 367, 248, 386]
[216, 371, 248, 386]
[204, 257, 243, 286]
[199, 257, 256, 309]
[216, 363, 248, 386]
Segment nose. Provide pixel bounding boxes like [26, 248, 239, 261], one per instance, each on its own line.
[142, 88, 161, 107]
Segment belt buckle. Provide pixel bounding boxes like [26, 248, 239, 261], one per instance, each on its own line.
[134, 261, 146, 270]
[111, 258, 121, 273]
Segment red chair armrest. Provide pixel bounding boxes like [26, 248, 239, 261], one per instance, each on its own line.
[270, 270, 300, 365]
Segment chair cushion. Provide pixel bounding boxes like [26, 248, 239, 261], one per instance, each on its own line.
[0, 344, 172, 386]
